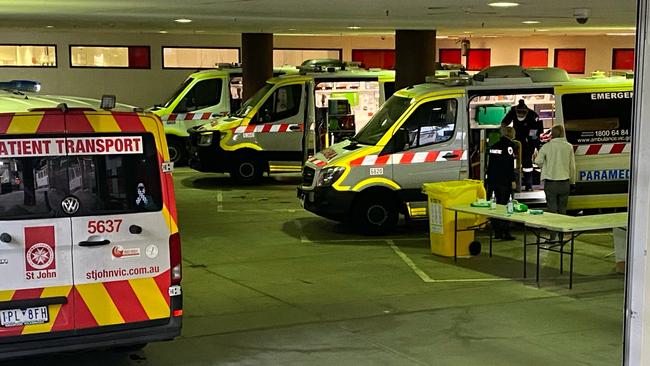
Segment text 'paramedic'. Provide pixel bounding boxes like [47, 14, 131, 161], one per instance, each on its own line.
[0, 136, 143, 157]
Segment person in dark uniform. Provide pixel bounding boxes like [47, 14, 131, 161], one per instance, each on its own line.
[487, 126, 518, 240]
[501, 99, 543, 191]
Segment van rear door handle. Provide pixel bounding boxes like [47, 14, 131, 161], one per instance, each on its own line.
[289, 125, 301, 131]
[443, 153, 459, 159]
[78, 239, 111, 247]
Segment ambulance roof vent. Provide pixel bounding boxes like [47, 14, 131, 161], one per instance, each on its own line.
[472, 65, 570, 83]
[425, 74, 473, 86]
[215, 62, 242, 69]
[522, 67, 571, 82]
[299, 59, 346, 73]
[0, 80, 41, 94]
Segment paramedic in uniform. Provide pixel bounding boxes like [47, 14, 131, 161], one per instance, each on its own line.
[501, 99, 543, 191]
[486, 126, 518, 240]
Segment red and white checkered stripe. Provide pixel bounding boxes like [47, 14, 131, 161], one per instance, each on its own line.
[573, 143, 631, 155]
[161, 112, 214, 122]
[307, 156, 328, 167]
[234, 123, 302, 134]
[350, 150, 467, 166]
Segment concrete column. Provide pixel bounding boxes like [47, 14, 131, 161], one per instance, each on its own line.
[242, 33, 273, 100]
[394, 30, 436, 90]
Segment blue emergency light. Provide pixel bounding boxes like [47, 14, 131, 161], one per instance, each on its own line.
[0, 80, 41, 93]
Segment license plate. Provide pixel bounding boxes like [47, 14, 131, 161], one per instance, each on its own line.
[0, 306, 49, 327]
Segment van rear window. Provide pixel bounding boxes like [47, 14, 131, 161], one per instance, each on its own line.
[0, 156, 68, 219]
[0, 134, 162, 220]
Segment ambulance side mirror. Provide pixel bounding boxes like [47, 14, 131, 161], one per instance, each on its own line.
[0, 233, 11, 243]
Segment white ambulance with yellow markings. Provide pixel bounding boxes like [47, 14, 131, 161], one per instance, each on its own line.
[298, 66, 633, 234]
[150, 65, 299, 164]
[0, 99, 182, 359]
[187, 68, 395, 183]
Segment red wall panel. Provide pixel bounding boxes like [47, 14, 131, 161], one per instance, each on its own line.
[352, 49, 395, 69]
[612, 48, 635, 70]
[439, 49, 462, 64]
[520, 49, 548, 68]
[127, 46, 151, 69]
[554, 49, 586, 74]
[467, 49, 491, 71]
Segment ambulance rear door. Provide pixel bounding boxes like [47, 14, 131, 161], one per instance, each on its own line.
[558, 89, 633, 209]
[66, 112, 173, 331]
[0, 112, 76, 338]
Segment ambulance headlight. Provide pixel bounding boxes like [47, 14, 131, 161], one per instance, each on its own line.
[317, 166, 346, 187]
[198, 132, 214, 146]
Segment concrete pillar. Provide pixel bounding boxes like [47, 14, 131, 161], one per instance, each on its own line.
[394, 30, 436, 90]
[242, 33, 273, 100]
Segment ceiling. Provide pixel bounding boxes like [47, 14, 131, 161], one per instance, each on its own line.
[0, 0, 638, 36]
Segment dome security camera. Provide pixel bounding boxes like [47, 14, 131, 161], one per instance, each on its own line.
[574, 8, 591, 24]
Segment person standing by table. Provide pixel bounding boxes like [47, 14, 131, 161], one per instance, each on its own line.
[501, 99, 543, 191]
[534, 125, 576, 215]
[486, 126, 518, 240]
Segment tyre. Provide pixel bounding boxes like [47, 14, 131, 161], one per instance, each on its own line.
[353, 192, 399, 235]
[469, 241, 482, 256]
[167, 137, 186, 166]
[230, 154, 265, 184]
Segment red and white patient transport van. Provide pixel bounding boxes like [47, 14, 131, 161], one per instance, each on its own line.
[0, 108, 182, 359]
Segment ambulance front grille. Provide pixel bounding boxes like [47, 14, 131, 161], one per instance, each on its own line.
[302, 167, 315, 186]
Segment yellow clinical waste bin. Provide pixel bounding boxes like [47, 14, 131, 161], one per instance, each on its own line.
[422, 180, 486, 257]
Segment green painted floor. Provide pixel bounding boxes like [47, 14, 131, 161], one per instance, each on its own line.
[12, 168, 625, 365]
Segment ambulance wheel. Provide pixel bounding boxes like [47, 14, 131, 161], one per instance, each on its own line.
[353, 192, 398, 235]
[230, 154, 265, 184]
[469, 241, 482, 256]
[167, 137, 186, 166]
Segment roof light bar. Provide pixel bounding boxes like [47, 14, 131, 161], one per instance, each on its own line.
[0, 80, 41, 93]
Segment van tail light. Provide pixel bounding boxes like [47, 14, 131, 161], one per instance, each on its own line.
[169, 233, 182, 285]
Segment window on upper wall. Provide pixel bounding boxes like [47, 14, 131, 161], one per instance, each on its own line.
[520, 49, 549, 68]
[274, 49, 341, 67]
[612, 48, 635, 70]
[439, 49, 462, 64]
[467, 49, 491, 71]
[351, 50, 395, 69]
[162, 47, 240, 69]
[70, 46, 150, 68]
[0, 45, 56, 67]
[554, 49, 586, 74]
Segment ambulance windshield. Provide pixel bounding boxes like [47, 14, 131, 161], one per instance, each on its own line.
[162, 78, 194, 108]
[353, 95, 412, 145]
[234, 83, 273, 118]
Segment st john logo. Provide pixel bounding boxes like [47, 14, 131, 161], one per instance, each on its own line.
[24, 226, 57, 280]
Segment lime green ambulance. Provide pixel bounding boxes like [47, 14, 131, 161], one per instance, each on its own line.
[150, 65, 298, 164]
[187, 68, 396, 183]
[298, 66, 633, 234]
